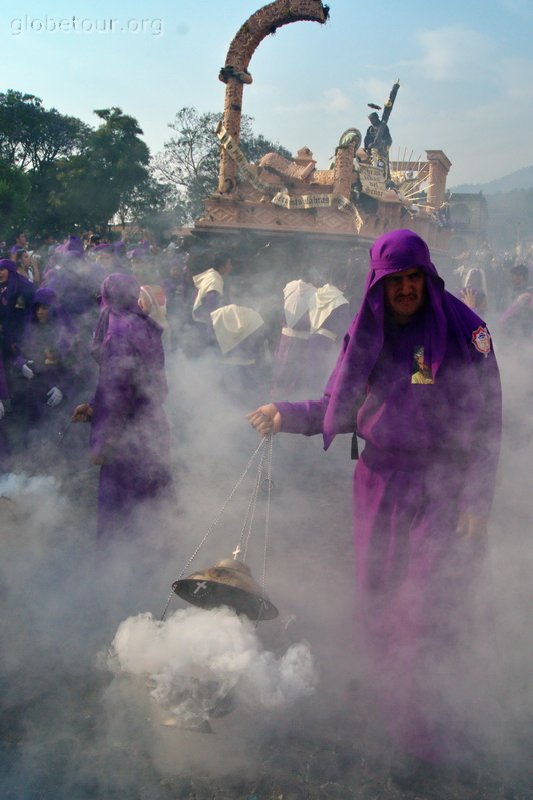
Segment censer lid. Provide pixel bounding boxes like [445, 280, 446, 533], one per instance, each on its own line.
[172, 557, 278, 621]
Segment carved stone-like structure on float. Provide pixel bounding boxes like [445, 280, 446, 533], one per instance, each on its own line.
[194, 0, 452, 253]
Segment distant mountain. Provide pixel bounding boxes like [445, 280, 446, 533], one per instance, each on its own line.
[450, 165, 533, 195]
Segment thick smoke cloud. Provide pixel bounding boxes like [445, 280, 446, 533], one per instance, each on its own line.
[0, 258, 532, 798]
[109, 606, 316, 727]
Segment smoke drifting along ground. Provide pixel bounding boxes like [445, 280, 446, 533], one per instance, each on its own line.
[1, 299, 532, 799]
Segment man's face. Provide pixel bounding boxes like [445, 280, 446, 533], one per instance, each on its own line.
[383, 267, 426, 323]
[36, 305, 49, 324]
[0, 268, 9, 283]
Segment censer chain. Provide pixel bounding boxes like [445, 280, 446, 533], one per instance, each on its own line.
[160, 435, 269, 621]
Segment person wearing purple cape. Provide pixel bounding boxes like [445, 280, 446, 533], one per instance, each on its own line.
[248, 229, 502, 785]
[307, 267, 352, 394]
[11, 288, 76, 455]
[0, 258, 36, 361]
[0, 347, 12, 472]
[72, 273, 175, 539]
[210, 304, 268, 407]
[190, 253, 232, 350]
[271, 279, 316, 398]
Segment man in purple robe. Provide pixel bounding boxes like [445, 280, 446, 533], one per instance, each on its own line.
[248, 229, 502, 784]
[72, 273, 175, 538]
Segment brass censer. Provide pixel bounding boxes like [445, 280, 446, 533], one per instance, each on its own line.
[163, 435, 277, 623]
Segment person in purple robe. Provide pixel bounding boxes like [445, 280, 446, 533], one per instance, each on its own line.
[0, 258, 36, 361]
[0, 346, 12, 472]
[12, 287, 76, 440]
[42, 237, 107, 381]
[72, 273, 175, 538]
[307, 267, 352, 394]
[271, 279, 316, 398]
[247, 229, 502, 785]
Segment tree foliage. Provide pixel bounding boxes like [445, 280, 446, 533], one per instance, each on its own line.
[0, 93, 292, 240]
[0, 158, 31, 240]
[152, 106, 292, 222]
[51, 107, 152, 231]
[0, 90, 88, 173]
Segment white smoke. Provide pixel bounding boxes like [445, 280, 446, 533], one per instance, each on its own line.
[109, 605, 317, 729]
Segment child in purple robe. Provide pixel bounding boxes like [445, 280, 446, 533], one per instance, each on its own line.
[248, 229, 502, 783]
[72, 273, 175, 538]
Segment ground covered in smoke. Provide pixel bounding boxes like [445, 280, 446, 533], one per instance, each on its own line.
[1, 348, 533, 799]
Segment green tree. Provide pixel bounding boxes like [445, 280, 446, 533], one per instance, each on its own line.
[0, 158, 30, 240]
[152, 106, 291, 222]
[52, 107, 152, 233]
[0, 90, 88, 173]
[0, 90, 89, 236]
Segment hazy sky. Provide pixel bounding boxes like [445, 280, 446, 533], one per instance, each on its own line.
[2, 0, 533, 186]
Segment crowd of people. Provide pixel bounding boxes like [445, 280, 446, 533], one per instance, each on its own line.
[0, 228, 530, 487]
[0, 224, 532, 789]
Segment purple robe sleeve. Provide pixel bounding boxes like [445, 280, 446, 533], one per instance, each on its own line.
[202, 290, 223, 315]
[274, 335, 357, 439]
[275, 398, 327, 436]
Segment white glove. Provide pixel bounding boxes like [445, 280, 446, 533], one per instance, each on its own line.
[22, 361, 34, 379]
[46, 386, 63, 407]
[0, 400, 4, 420]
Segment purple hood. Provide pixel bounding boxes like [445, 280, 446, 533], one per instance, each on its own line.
[322, 229, 488, 448]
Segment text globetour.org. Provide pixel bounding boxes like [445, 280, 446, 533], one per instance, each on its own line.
[10, 16, 164, 37]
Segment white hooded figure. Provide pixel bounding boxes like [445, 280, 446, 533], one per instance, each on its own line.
[271, 280, 317, 398]
[139, 284, 171, 352]
[210, 304, 267, 405]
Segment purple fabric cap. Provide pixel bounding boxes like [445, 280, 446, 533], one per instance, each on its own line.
[368, 228, 436, 277]
[60, 235, 84, 258]
[101, 273, 141, 312]
[128, 247, 148, 261]
[33, 287, 58, 307]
